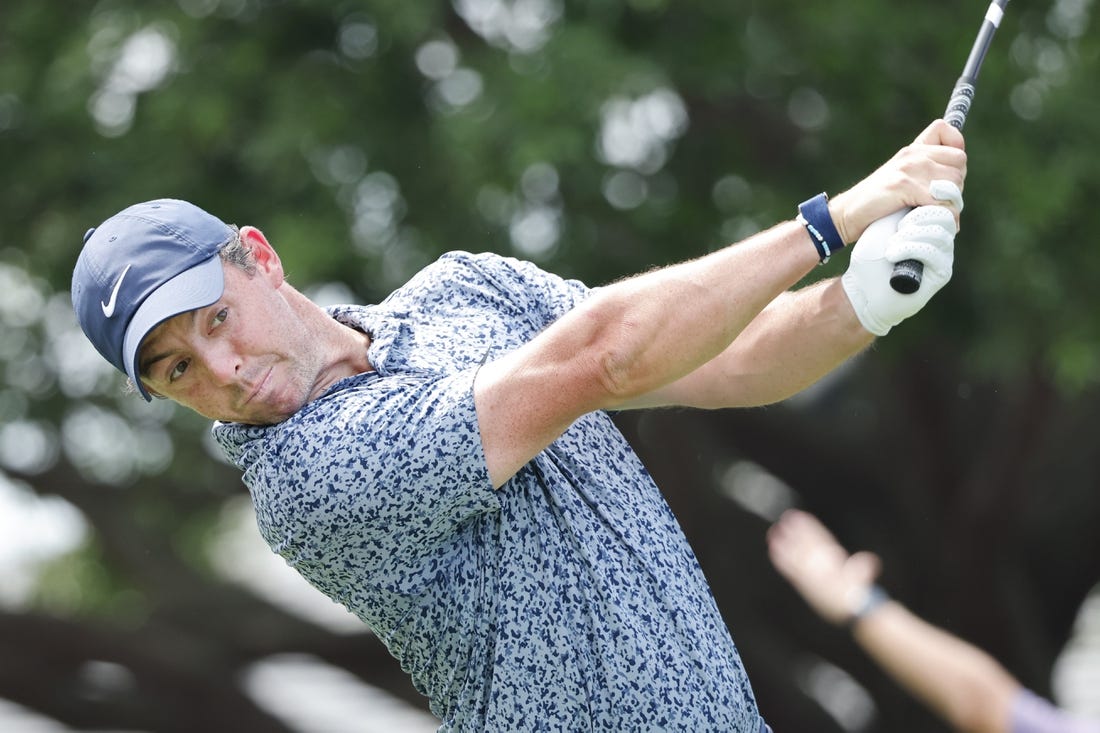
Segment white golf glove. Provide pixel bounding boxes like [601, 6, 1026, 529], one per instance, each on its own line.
[842, 181, 962, 336]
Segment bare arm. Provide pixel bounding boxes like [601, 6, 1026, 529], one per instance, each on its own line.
[623, 277, 873, 410]
[853, 602, 1021, 733]
[475, 219, 820, 487]
[767, 510, 1021, 733]
[475, 120, 967, 488]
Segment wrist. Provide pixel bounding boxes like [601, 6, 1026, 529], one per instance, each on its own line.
[824, 191, 858, 244]
[826, 277, 881, 345]
[845, 584, 890, 630]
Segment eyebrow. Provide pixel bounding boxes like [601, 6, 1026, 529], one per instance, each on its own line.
[138, 309, 200, 378]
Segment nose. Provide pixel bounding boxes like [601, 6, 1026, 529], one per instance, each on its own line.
[202, 341, 242, 387]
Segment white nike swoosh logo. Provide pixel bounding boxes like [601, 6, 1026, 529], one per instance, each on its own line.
[101, 264, 132, 318]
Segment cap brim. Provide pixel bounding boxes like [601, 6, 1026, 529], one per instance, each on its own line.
[122, 255, 225, 401]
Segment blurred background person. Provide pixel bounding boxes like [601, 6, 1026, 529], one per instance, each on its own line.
[767, 509, 1100, 733]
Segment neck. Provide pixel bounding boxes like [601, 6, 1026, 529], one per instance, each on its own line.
[285, 284, 374, 375]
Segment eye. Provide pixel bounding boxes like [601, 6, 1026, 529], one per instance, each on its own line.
[212, 307, 228, 328]
[168, 359, 190, 382]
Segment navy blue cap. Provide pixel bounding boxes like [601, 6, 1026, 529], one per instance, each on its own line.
[71, 199, 233, 401]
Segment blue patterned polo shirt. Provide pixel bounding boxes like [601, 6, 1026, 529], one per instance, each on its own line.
[213, 251, 763, 731]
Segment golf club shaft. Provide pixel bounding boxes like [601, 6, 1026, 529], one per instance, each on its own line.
[888, 0, 1009, 294]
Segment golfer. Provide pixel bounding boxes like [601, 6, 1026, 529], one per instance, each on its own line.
[72, 120, 965, 731]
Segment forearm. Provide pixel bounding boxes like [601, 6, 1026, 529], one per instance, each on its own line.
[854, 602, 1022, 733]
[627, 277, 873, 409]
[573, 219, 820, 406]
[474, 219, 821, 486]
[477, 121, 966, 485]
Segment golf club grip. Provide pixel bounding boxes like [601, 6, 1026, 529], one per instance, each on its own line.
[888, 0, 1008, 294]
[888, 102, 968, 294]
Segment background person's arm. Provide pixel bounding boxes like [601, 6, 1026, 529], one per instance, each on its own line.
[853, 601, 1021, 733]
[767, 509, 1021, 733]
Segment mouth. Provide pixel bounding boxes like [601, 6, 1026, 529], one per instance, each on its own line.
[242, 367, 273, 407]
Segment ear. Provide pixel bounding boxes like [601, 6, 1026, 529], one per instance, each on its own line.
[239, 226, 285, 286]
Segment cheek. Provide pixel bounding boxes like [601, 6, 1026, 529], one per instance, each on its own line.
[240, 307, 285, 344]
[176, 385, 217, 415]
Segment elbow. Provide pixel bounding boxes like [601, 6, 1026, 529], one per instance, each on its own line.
[576, 302, 654, 404]
[594, 330, 660, 405]
[591, 346, 642, 405]
[953, 705, 1007, 733]
[570, 289, 700, 405]
[947, 670, 1020, 733]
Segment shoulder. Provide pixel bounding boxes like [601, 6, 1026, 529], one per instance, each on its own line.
[212, 372, 420, 468]
[387, 250, 588, 323]
[422, 250, 554, 288]
[427, 251, 586, 292]
[213, 370, 496, 555]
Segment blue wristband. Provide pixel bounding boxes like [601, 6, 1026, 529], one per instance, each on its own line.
[846, 584, 890, 629]
[797, 192, 846, 264]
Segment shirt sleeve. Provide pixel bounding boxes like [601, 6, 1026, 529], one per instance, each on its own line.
[253, 365, 499, 579]
[1011, 689, 1100, 733]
